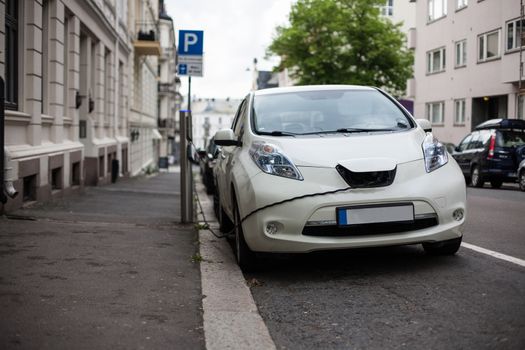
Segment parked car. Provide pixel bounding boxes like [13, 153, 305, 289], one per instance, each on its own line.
[517, 145, 525, 192]
[213, 85, 466, 271]
[198, 138, 219, 194]
[452, 119, 525, 188]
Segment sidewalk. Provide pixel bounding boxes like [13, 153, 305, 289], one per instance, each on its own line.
[0, 172, 205, 349]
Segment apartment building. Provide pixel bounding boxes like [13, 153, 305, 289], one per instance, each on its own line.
[0, 0, 133, 211]
[191, 98, 239, 150]
[413, 0, 524, 144]
[1, 0, 179, 212]
[157, 1, 180, 167]
[129, 0, 161, 175]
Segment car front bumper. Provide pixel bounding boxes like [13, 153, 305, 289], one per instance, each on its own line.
[237, 159, 466, 253]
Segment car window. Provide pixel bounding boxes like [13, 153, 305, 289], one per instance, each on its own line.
[252, 89, 412, 134]
[496, 130, 525, 147]
[479, 130, 492, 146]
[458, 134, 473, 152]
[467, 132, 480, 150]
[231, 99, 246, 131]
[234, 99, 248, 137]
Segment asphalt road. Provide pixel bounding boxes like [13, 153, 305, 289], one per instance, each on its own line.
[246, 185, 525, 350]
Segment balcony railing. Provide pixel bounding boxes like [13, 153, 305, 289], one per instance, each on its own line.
[133, 21, 161, 56]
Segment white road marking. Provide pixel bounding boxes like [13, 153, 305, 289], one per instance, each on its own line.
[462, 242, 525, 268]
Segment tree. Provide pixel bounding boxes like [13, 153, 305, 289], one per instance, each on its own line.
[267, 0, 413, 96]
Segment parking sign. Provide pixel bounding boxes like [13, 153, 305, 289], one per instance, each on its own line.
[178, 30, 204, 77]
[178, 30, 203, 56]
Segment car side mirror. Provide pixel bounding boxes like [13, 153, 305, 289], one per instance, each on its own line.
[214, 129, 242, 147]
[416, 119, 432, 133]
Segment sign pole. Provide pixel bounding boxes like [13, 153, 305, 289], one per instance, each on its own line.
[178, 29, 203, 223]
[188, 76, 191, 111]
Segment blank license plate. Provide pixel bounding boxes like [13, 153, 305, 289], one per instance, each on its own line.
[337, 204, 414, 226]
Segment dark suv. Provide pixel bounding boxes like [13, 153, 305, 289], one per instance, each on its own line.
[452, 119, 525, 188]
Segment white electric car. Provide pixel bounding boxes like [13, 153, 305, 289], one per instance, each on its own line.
[213, 85, 466, 271]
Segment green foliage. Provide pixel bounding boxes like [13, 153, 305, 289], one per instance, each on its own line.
[267, 0, 413, 96]
[191, 253, 203, 263]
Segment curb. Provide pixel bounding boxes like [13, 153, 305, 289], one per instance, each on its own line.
[196, 183, 276, 350]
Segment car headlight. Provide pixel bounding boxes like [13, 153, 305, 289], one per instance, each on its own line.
[249, 142, 303, 180]
[422, 133, 448, 173]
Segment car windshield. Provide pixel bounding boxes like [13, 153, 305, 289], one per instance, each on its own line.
[252, 89, 412, 135]
[496, 130, 525, 147]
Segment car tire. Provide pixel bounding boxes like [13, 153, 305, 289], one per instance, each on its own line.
[470, 166, 484, 188]
[519, 170, 525, 192]
[422, 237, 462, 256]
[218, 193, 234, 233]
[233, 199, 257, 272]
[213, 188, 220, 217]
[490, 180, 503, 189]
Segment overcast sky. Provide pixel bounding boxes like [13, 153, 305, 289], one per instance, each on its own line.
[165, 0, 294, 102]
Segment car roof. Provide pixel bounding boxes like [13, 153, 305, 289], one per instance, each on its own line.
[475, 118, 525, 130]
[253, 85, 377, 96]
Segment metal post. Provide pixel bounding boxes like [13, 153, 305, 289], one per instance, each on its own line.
[180, 108, 193, 223]
[1, 77, 7, 205]
[188, 76, 191, 111]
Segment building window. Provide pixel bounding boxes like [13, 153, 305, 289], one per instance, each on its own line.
[5, 0, 19, 110]
[428, 0, 447, 22]
[426, 47, 446, 74]
[455, 40, 467, 67]
[506, 18, 525, 51]
[454, 99, 466, 125]
[456, 0, 467, 10]
[380, 0, 394, 17]
[478, 29, 501, 62]
[426, 101, 445, 125]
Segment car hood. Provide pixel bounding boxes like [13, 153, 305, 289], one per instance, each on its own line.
[253, 129, 426, 169]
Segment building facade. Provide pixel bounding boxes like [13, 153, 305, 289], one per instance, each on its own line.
[157, 1, 180, 167]
[1, 0, 179, 212]
[413, 0, 524, 144]
[191, 98, 239, 150]
[129, 0, 161, 176]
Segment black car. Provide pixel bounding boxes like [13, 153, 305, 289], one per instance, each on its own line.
[198, 138, 219, 194]
[452, 119, 525, 188]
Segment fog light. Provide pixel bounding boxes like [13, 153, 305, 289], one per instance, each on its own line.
[453, 209, 464, 221]
[265, 222, 278, 235]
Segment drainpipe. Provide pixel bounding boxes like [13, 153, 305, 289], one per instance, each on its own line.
[0, 77, 5, 204]
[1, 77, 18, 204]
[3, 147, 18, 200]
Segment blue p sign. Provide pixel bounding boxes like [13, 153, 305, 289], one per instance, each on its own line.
[178, 30, 204, 56]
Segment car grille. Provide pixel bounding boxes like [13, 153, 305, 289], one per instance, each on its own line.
[302, 216, 438, 237]
[336, 165, 396, 188]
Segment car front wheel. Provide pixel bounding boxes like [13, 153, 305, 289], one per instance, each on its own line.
[233, 199, 257, 272]
[423, 237, 462, 255]
[470, 166, 484, 188]
[519, 170, 525, 192]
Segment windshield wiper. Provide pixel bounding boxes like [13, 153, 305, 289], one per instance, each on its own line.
[257, 130, 298, 136]
[301, 128, 398, 135]
[335, 128, 398, 133]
